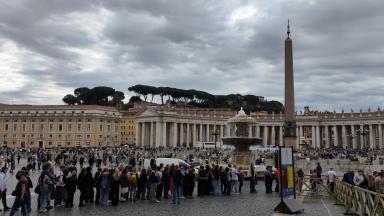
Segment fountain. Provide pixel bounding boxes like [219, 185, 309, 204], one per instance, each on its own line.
[222, 107, 262, 173]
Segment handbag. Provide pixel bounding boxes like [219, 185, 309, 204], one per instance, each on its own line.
[34, 184, 40, 194]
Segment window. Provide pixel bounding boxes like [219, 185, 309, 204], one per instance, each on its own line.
[13, 134, 16, 138]
[87, 124, 91, 131]
[77, 135, 81, 139]
[22, 134, 25, 138]
[58, 124, 63, 131]
[49, 142, 52, 146]
[22, 124, 26, 131]
[31, 124, 35, 131]
[107, 125, 110, 132]
[87, 134, 91, 139]
[40, 123, 44, 131]
[49, 124, 53, 131]
[67, 124, 72, 131]
[99, 125, 103, 132]
[13, 124, 17, 131]
[4, 124, 8, 131]
[77, 123, 81, 131]
[49, 134, 53, 138]
[67, 134, 71, 139]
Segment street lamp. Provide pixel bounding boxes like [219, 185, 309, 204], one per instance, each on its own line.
[210, 129, 220, 150]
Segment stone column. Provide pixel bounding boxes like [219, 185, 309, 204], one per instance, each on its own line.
[271, 126, 275, 146]
[263, 126, 268, 146]
[351, 125, 357, 149]
[206, 124, 210, 142]
[360, 125, 364, 149]
[162, 122, 167, 147]
[299, 126, 303, 146]
[173, 122, 178, 147]
[186, 123, 190, 147]
[135, 122, 140, 146]
[150, 122, 154, 147]
[227, 125, 230, 137]
[333, 125, 338, 147]
[279, 126, 283, 146]
[324, 126, 329, 148]
[311, 125, 316, 148]
[180, 123, 184, 146]
[369, 124, 374, 149]
[193, 124, 197, 147]
[141, 122, 145, 147]
[199, 124, 203, 142]
[316, 126, 321, 149]
[256, 126, 260, 138]
[296, 127, 300, 147]
[379, 124, 383, 149]
[155, 121, 162, 147]
[248, 125, 252, 138]
[341, 125, 347, 149]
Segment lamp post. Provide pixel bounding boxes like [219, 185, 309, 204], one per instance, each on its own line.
[210, 129, 220, 150]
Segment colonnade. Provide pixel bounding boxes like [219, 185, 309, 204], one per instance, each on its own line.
[298, 124, 384, 150]
[136, 121, 384, 150]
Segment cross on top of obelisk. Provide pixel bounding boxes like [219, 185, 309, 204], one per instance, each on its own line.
[287, 19, 290, 38]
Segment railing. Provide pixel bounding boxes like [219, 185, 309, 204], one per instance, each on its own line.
[295, 175, 331, 198]
[334, 180, 384, 216]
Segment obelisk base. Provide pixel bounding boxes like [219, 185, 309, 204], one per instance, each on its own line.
[284, 137, 297, 151]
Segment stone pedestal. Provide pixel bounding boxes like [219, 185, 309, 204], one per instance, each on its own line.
[232, 151, 252, 170]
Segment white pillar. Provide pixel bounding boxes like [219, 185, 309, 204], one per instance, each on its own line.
[199, 124, 203, 142]
[206, 124, 210, 142]
[162, 122, 167, 147]
[279, 126, 283, 146]
[141, 122, 145, 147]
[186, 123, 190, 147]
[296, 127, 300, 147]
[341, 125, 347, 149]
[360, 125, 364, 149]
[263, 126, 268, 146]
[135, 122, 140, 146]
[150, 122, 154, 147]
[155, 121, 162, 147]
[311, 125, 316, 148]
[248, 125, 252, 138]
[324, 126, 329, 148]
[316, 126, 321, 149]
[180, 123, 184, 146]
[193, 124, 197, 147]
[220, 125, 224, 145]
[227, 125, 230, 137]
[352, 125, 357, 149]
[379, 124, 383, 149]
[334, 125, 338, 147]
[173, 122, 178, 147]
[299, 126, 303, 146]
[369, 124, 374, 149]
[256, 126, 260, 138]
[271, 126, 275, 146]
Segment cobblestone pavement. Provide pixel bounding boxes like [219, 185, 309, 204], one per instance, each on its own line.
[2, 160, 347, 216]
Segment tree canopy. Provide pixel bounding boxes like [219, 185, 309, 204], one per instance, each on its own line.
[62, 86, 125, 106]
[128, 84, 284, 113]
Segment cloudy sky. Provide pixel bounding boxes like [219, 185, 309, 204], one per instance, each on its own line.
[0, 0, 383, 111]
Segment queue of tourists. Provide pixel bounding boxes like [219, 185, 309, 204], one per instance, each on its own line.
[0, 147, 263, 216]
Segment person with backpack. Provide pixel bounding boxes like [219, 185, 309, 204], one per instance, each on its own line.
[129, 168, 138, 201]
[120, 168, 130, 201]
[39, 163, 55, 213]
[138, 169, 148, 200]
[9, 170, 28, 216]
[99, 168, 110, 205]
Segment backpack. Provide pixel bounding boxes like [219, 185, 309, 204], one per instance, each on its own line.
[100, 175, 109, 189]
[130, 173, 137, 184]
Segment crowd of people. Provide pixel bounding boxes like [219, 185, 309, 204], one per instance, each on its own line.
[0, 147, 261, 216]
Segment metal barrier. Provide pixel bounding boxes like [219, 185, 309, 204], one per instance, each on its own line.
[334, 180, 384, 216]
[295, 175, 331, 198]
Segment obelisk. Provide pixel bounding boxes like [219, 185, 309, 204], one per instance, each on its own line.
[283, 20, 297, 149]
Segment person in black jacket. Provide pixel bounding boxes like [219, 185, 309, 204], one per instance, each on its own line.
[162, 167, 170, 199]
[264, 166, 273, 194]
[85, 167, 94, 203]
[65, 167, 77, 208]
[137, 169, 148, 200]
[184, 168, 196, 198]
[93, 167, 102, 204]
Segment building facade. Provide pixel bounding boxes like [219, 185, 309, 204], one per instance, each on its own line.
[0, 105, 122, 149]
[136, 106, 384, 150]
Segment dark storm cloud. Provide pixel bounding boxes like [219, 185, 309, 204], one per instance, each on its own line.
[0, 0, 383, 111]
